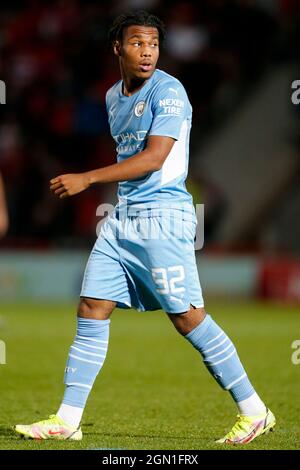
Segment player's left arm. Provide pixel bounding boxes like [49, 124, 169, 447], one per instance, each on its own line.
[50, 135, 175, 199]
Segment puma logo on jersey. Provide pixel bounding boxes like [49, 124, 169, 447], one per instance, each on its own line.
[169, 87, 179, 95]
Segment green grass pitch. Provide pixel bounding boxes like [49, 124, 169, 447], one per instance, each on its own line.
[0, 300, 299, 450]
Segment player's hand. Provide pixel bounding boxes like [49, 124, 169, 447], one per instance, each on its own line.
[50, 173, 91, 199]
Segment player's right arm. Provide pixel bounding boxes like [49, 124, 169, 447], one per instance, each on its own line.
[50, 79, 189, 200]
[0, 172, 9, 237]
[50, 134, 175, 199]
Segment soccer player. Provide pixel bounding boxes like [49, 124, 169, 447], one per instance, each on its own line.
[15, 11, 275, 445]
[0, 172, 8, 238]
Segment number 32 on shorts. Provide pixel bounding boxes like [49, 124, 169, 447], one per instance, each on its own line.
[151, 265, 185, 295]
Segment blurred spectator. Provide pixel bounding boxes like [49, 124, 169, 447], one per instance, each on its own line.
[165, 2, 209, 62]
[0, 0, 297, 248]
[0, 173, 9, 238]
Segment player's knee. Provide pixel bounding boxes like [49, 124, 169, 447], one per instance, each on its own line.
[77, 297, 115, 320]
[168, 306, 206, 336]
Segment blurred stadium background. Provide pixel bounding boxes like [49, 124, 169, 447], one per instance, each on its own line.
[0, 0, 300, 450]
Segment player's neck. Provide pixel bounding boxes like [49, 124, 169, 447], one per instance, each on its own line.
[121, 73, 149, 97]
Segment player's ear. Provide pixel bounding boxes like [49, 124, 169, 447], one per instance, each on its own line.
[113, 41, 121, 57]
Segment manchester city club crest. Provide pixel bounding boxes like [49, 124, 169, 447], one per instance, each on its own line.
[134, 101, 145, 117]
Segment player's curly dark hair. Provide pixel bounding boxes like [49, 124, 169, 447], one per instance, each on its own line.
[108, 10, 166, 46]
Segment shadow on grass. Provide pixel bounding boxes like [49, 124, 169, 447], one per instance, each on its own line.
[85, 430, 210, 441]
[0, 425, 217, 450]
[0, 426, 22, 440]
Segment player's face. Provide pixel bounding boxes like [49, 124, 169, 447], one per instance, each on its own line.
[116, 25, 160, 81]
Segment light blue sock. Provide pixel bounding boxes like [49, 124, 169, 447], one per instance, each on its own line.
[185, 314, 255, 402]
[62, 317, 110, 408]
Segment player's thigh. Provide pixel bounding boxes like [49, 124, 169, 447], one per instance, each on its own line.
[132, 217, 204, 314]
[80, 225, 132, 313]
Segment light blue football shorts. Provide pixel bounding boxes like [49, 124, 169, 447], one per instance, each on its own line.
[80, 210, 204, 314]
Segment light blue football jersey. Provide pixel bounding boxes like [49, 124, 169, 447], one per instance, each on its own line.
[106, 69, 195, 219]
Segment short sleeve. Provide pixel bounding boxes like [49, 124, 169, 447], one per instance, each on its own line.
[149, 82, 188, 140]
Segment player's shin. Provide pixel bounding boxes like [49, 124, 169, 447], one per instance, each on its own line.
[185, 314, 265, 415]
[57, 317, 110, 428]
